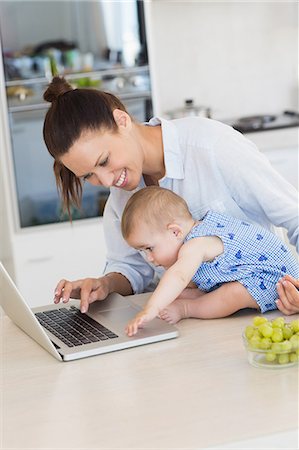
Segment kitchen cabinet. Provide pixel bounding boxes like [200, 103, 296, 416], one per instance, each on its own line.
[11, 220, 107, 307]
[247, 127, 298, 189]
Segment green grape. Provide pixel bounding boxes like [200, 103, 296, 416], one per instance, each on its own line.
[253, 316, 268, 327]
[280, 340, 292, 352]
[249, 335, 261, 349]
[289, 352, 299, 363]
[290, 334, 299, 350]
[278, 353, 290, 365]
[265, 352, 276, 362]
[259, 338, 272, 350]
[282, 325, 294, 340]
[258, 323, 273, 338]
[272, 317, 285, 328]
[271, 342, 283, 352]
[252, 329, 262, 338]
[290, 319, 299, 333]
[245, 325, 255, 340]
[272, 328, 283, 343]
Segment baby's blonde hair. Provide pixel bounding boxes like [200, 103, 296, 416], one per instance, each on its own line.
[121, 186, 192, 239]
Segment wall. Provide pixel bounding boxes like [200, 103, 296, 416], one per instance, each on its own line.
[146, 1, 298, 119]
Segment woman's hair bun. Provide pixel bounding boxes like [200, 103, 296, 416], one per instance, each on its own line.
[43, 76, 74, 103]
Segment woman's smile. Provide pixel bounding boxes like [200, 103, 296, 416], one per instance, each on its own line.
[115, 168, 128, 188]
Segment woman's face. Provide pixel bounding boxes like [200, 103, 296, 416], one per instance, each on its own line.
[60, 111, 144, 190]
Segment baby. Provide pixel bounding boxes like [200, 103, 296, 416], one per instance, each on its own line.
[121, 186, 298, 336]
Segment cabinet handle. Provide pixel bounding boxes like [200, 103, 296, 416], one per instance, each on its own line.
[27, 256, 53, 263]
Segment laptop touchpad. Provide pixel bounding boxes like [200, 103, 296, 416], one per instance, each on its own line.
[98, 306, 137, 323]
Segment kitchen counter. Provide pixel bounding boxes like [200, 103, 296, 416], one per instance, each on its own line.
[1, 293, 298, 449]
[244, 126, 298, 151]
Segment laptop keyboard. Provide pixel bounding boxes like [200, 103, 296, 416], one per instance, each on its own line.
[35, 306, 118, 347]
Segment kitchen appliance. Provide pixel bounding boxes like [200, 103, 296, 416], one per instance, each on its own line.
[165, 99, 211, 119]
[231, 111, 299, 133]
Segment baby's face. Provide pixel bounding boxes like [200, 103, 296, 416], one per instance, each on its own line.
[126, 222, 182, 269]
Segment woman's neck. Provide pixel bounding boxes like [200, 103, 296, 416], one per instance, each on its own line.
[134, 122, 165, 183]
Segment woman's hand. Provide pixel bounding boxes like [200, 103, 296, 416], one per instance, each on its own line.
[276, 275, 299, 315]
[54, 272, 133, 313]
[54, 276, 110, 313]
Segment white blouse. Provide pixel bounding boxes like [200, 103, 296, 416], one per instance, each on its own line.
[103, 116, 298, 293]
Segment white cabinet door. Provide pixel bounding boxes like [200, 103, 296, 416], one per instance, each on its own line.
[12, 219, 107, 307]
[262, 146, 298, 189]
[248, 128, 298, 189]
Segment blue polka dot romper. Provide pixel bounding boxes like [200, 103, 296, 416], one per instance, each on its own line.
[184, 211, 299, 313]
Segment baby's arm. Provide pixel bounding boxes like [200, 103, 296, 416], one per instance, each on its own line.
[125, 235, 223, 336]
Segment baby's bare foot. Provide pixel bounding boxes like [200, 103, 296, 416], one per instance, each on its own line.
[159, 299, 190, 324]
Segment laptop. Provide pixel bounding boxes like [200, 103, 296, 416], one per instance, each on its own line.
[0, 262, 178, 361]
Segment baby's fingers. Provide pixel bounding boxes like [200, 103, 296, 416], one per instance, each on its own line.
[126, 322, 137, 337]
[126, 317, 144, 336]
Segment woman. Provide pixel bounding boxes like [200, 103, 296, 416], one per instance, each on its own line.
[43, 77, 299, 315]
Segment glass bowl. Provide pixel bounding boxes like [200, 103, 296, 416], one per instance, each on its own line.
[242, 334, 299, 369]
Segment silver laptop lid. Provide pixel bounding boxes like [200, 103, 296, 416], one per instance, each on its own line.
[0, 262, 62, 360]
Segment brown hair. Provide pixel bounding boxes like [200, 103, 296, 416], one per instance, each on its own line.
[43, 76, 128, 215]
[121, 186, 192, 239]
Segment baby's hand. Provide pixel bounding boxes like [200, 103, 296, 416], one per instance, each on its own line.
[125, 307, 157, 337]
